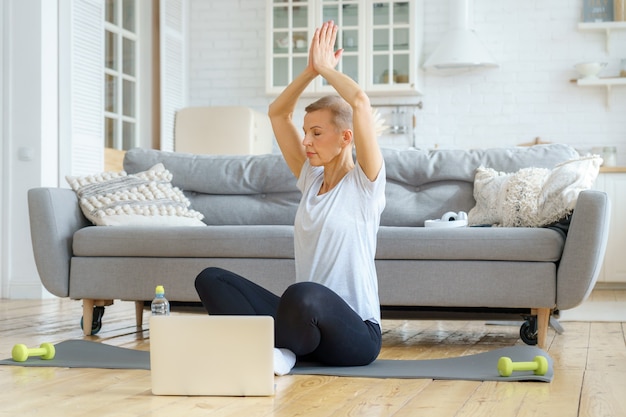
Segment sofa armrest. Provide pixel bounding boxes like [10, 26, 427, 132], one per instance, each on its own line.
[556, 189, 611, 310]
[28, 188, 90, 297]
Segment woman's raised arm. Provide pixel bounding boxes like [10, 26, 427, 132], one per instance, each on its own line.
[310, 21, 383, 181]
[268, 55, 317, 177]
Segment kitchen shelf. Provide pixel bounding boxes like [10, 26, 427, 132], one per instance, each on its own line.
[576, 77, 626, 108]
[577, 21, 626, 53]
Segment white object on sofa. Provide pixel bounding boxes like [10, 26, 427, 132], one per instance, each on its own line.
[174, 106, 274, 155]
[424, 211, 468, 228]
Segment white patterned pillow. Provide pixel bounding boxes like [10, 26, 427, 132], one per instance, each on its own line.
[469, 166, 550, 227]
[538, 155, 603, 225]
[468, 155, 602, 227]
[66, 163, 205, 227]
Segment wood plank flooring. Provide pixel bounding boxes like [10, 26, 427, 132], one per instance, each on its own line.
[0, 290, 625, 417]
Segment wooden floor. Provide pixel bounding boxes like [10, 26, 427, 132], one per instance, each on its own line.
[1, 290, 625, 417]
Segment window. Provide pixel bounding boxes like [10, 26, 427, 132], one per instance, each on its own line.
[105, 0, 138, 150]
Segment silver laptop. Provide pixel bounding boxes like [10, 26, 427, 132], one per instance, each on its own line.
[150, 315, 274, 396]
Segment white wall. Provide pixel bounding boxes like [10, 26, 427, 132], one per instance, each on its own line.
[188, 0, 268, 109]
[1, 0, 59, 299]
[419, 0, 626, 153]
[1, 0, 5, 298]
[187, 0, 626, 161]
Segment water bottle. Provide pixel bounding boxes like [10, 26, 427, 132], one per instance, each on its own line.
[151, 285, 170, 316]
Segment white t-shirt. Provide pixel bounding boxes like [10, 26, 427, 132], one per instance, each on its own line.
[294, 159, 386, 324]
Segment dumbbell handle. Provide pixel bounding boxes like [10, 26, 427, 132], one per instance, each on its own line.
[510, 361, 536, 370]
[12, 343, 56, 362]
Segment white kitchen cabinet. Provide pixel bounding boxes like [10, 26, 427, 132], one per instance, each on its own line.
[266, 0, 423, 97]
[593, 172, 626, 284]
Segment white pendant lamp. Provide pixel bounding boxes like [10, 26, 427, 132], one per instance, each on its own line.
[423, 0, 498, 75]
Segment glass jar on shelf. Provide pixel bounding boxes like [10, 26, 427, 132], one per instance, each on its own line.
[602, 146, 617, 167]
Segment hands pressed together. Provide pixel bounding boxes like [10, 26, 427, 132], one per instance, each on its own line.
[308, 20, 344, 76]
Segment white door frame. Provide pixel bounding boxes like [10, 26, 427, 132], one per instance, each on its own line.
[1, 0, 7, 298]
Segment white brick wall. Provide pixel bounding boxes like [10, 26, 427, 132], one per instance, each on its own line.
[189, 0, 626, 162]
[188, 0, 268, 109]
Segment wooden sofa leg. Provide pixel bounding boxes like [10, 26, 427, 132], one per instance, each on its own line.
[82, 299, 95, 336]
[135, 301, 144, 327]
[534, 308, 550, 350]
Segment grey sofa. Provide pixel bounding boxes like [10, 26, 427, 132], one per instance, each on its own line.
[28, 144, 610, 348]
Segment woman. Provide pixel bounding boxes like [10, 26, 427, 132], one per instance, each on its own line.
[194, 21, 385, 375]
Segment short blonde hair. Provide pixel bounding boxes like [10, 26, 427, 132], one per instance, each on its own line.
[305, 95, 352, 131]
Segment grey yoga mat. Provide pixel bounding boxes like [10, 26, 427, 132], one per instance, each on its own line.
[0, 340, 553, 382]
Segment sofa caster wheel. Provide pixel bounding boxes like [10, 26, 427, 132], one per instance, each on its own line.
[80, 306, 105, 335]
[520, 318, 538, 346]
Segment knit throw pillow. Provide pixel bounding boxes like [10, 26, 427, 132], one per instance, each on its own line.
[468, 155, 602, 227]
[66, 163, 205, 227]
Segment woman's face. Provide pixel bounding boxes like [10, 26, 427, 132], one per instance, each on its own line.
[302, 109, 348, 166]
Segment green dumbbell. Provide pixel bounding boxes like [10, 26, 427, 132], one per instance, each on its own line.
[498, 355, 548, 377]
[11, 343, 56, 362]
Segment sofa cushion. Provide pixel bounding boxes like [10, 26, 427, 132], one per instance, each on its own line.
[73, 225, 295, 258]
[468, 155, 602, 227]
[123, 149, 298, 195]
[73, 224, 564, 263]
[122, 144, 580, 227]
[66, 163, 205, 227]
[380, 144, 579, 227]
[376, 226, 565, 262]
[181, 192, 302, 226]
[123, 149, 301, 225]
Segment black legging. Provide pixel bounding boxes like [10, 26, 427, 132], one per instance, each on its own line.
[194, 267, 381, 366]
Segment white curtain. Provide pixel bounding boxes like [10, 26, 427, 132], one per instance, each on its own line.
[159, 0, 188, 152]
[58, 0, 104, 178]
